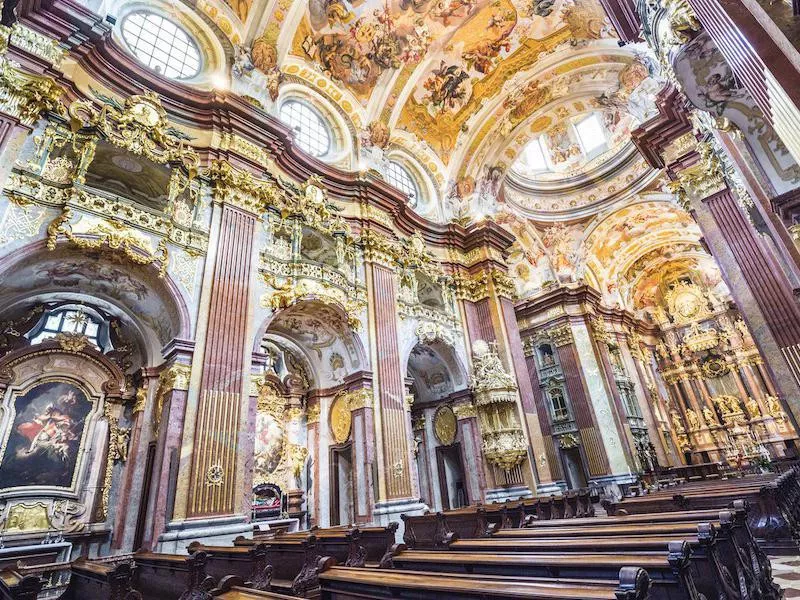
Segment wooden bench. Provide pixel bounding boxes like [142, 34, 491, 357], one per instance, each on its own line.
[0, 569, 42, 600]
[65, 559, 142, 600]
[187, 542, 272, 591]
[603, 468, 800, 553]
[241, 523, 398, 568]
[401, 508, 497, 549]
[319, 565, 651, 600]
[133, 550, 216, 599]
[389, 542, 693, 600]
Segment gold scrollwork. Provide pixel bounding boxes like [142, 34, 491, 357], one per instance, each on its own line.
[0, 57, 66, 125]
[68, 91, 199, 175]
[46, 207, 169, 277]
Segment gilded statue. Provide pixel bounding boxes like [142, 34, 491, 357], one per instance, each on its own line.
[670, 411, 685, 434]
[746, 397, 761, 419]
[685, 408, 700, 430]
[702, 406, 718, 426]
[765, 396, 785, 419]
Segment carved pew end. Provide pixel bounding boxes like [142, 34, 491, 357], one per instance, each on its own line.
[615, 566, 651, 600]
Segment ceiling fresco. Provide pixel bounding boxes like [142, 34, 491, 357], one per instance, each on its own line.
[185, 0, 729, 313]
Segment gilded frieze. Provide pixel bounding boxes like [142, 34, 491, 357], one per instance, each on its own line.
[46, 207, 169, 278]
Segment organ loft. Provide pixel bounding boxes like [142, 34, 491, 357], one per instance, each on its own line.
[0, 0, 797, 596]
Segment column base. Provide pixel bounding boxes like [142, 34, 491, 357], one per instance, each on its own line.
[373, 498, 428, 541]
[156, 515, 254, 554]
[536, 481, 567, 495]
[485, 485, 533, 503]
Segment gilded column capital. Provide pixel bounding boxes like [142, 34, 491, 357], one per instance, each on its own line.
[590, 316, 609, 344]
[207, 160, 281, 215]
[539, 324, 573, 347]
[359, 228, 398, 267]
[452, 402, 477, 420]
[306, 401, 321, 425]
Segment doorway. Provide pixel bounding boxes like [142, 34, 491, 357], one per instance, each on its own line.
[330, 444, 354, 526]
[561, 447, 589, 489]
[436, 444, 468, 509]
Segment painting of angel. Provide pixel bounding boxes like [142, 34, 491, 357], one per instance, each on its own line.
[0, 381, 92, 489]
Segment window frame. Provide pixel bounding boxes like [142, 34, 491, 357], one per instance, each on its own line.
[28, 307, 110, 351]
[121, 11, 203, 80]
[385, 160, 421, 208]
[279, 99, 334, 158]
[573, 113, 608, 157]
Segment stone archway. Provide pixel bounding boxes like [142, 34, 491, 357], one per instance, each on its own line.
[404, 338, 482, 510]
[251, 298, 369, 528]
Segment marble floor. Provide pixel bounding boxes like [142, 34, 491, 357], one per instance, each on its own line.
[772, 555, 800, 597]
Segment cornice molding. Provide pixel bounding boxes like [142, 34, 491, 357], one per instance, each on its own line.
[631, 84, 694, 169]
[515, 284, 658, 337]
[14, 0, 516, 257]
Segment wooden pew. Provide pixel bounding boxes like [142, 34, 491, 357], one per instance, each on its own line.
[241, 523, 399, 568]
[0, 569, 42, 600]
[213, 575, 310, 599]
[388, 542, 693, 600]
[133, 550, 216, 600]
[319, 565, 651, 600]
[187, 542, 272, 591]
[603, 468, 800, 553]
[401, 508, 497, 549]
[65, 559, 142, 600]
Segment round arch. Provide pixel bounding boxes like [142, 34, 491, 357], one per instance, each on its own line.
[0, 240, 191, 369]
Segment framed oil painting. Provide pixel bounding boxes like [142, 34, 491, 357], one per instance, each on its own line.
[0, 380, 93, 489]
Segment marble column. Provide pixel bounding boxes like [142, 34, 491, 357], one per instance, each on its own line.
[349, 388, 376, 524]
[185, 203, 257, 517]
[364, 257, 422, 522]
[522, 349, 565, 485]
[143, 361, 192, 550]
[685, 0, 800, 163]
[695, 188, 800, 427]
[554, 330, 612, 479]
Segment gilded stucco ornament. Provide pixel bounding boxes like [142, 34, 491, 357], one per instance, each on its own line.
[433, 405, 457, 445]
[664, 0, 702, 44]
[46, 207, 169, 277]
[470, 340, 527, 472]
[261, 274, 365, 330]
[0, 57, 66, 125]
[415, 321, 454, 346]
[4, 502, 52, 532]
[329, 391, 353, 443]
[100, 403, 131, 519]
[69, 91, 199, 176]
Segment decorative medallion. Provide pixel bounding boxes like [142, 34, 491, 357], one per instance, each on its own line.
[433, 405, 457, 446]
[206, 464, 224, 487]
[665, 281, 711, 324]
[700, 356, 729, 379]
[329, 392, 352, 444]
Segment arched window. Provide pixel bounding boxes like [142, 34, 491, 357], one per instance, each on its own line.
[385, 161, 419, 207]
[122, 12, 201, 79]
[279, 100, 332, 157]
[28, 307, 107, 350]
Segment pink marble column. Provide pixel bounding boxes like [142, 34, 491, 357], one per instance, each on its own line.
[369, 263, 414, 500]
[351, 403, 376, 523]
[188, 204, 257, 517]
[523, 353, 564, 482]
[703, 189, 800, 426]
[556, 342, 611, 477]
